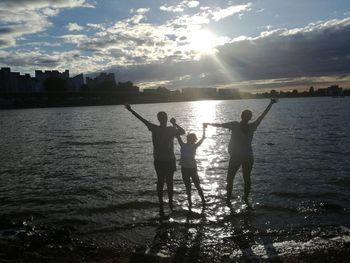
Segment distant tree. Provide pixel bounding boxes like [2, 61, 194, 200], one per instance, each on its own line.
[44, 77, 67, 93]
[292, 89, 298, 94]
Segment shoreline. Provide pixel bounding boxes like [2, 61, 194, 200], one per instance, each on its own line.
[0, 94, 347, 110]
[1, 215, 349, 262]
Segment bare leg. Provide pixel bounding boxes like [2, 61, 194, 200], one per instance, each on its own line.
[226, 157, 241, 206]
[242, 158, 254, 208]
[165, 172, 174, 211]
[182, 170, 192, 210]
[192, 173, 206, 208]
[156, 172, 165, 215]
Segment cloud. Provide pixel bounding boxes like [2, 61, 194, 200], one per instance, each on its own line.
[102, 18, 350, 90]
[0, 0, 94, 10]
[211, 3, 252, 21]
[0, 0, 94, 48]
[60, 2, 251, 65]
[2, 3, 349, 92]
[127, 8, 150, 24]
[66, 22, 85, 31]
[187, 1, 200, 8]
[0, 49, 103, 75]
[160, 5, 184, 13]
[214, 18, 350, 81]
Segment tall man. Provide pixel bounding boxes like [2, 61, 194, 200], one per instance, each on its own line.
[125, 104, 185, 216]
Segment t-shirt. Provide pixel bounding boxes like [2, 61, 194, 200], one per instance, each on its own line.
[146, 122, 181, 161]
[180, 144, 197, 168]
[222, 121, 258, 157]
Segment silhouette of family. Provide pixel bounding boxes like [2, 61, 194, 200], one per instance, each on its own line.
[125, 99, 277, 216]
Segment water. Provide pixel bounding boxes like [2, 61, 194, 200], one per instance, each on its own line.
[0, 97, 349, 241]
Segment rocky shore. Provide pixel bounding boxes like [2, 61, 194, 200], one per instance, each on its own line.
[1, 216, 349, 263]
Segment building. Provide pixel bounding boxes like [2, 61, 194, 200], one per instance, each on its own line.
[182, 87, 218, 99]
[327, 85, 343, 96]
[35, 69, 70, 92]
[0, 67, 36, 93]
[86, 72, 116, 90]
[69, 74, 84, 92]
[0, 67, 84, 93]
[218, 88, 240, 99]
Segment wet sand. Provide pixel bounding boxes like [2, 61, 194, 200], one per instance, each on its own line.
[1, 211, 350, 263]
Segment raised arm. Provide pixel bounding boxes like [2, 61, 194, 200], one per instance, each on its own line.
[254, 98, 277, 127]
[170, 118, 186, 135]
[204, 122, 232, 129]
[125, 103, 151, 128]
[175, 135, 185, 146]
[196, 123, 207, 148]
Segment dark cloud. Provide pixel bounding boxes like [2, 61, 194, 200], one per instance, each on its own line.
[0, 0, 93, 10]
[216, 21, 350, 81]
[106, 18, 350, 89]
[0, 38, 13, 47]
[0, 27, 16, 35]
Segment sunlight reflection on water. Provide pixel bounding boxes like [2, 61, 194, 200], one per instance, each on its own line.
[0, 98, 349, 235]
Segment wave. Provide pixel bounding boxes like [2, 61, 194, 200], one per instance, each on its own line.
[256, 204, 298, 213]
[76, 201, 159, 214]
[270, 191, 339, 199]
[61, 141, 118, 146]
[328, 179, 350, 187]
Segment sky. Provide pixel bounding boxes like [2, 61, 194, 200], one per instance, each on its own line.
[0, 0, 350, 92]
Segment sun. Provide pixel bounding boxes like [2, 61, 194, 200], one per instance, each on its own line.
[189, 29, 217, 55]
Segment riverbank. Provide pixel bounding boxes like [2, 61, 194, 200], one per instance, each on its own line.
[1, 93, 348, 110]
[1, 213, 349, 263]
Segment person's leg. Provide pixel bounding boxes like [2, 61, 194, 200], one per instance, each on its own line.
[165, 171, 174, 211]
[242, 157, 254, 206]
[155, 161, 166, 215]
[156, 170, 165, 215]
[226, 156, 241, 206]
[191, 170, 206, 208]
[181, 168, 192, 210]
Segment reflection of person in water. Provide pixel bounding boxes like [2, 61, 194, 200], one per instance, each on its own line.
[205, 99, 277, 208]
[125, 104, 185, 216]
[176, 124, 207, 211]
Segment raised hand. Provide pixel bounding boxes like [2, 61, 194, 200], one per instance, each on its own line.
[124, 103, 131, 111]
[270, 98, 278, 104]
[203, 123, 208, 129]
[170, 118, 176, 125]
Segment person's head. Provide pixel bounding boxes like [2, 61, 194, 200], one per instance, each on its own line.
[186, 133, 198, 144]
[157, 111, 168, 126]
[241, 109, 252, 123]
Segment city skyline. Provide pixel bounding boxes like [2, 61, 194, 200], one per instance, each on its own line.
[1, 1, 350, 92]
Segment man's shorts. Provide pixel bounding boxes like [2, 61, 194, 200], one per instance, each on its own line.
[228, 154, 254, 169]
[154, 159, 177, 175]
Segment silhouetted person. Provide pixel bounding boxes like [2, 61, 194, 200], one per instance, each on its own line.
[176, 124, 207, 211]
[205, 99, 277, 208]
[125, 104, 185, 216]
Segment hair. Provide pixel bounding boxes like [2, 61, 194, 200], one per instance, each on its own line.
[187, 133, 197, 143]
[157, 111, 167, 123]
[240, 109, 252, 134]
[241, 109, 252, 121]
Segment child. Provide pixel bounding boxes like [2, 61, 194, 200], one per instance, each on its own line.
[176, 124, 207, 210]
